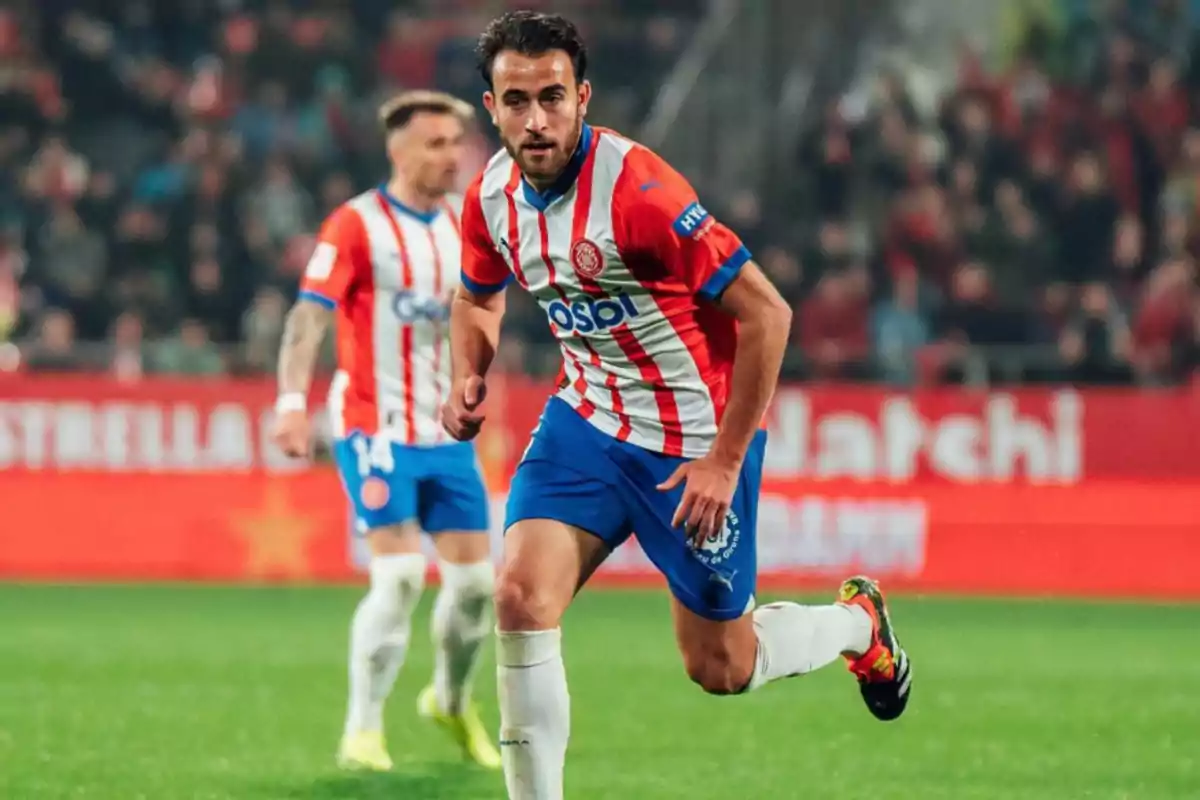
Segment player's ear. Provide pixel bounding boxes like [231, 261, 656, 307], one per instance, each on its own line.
[385, 128, 405, 163]
[577, 80, 591, 117]
[482, 91, 498, 127]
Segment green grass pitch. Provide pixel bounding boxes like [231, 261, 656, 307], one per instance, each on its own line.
[1, 584, 1197, 799]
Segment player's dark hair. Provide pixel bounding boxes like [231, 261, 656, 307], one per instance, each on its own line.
[475, 11, 588, 89]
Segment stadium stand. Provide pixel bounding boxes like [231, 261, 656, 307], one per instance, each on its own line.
[1, 0, 1197, 386]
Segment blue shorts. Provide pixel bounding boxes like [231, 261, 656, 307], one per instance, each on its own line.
[333, 433, 490, 535]
[505, 398, 766, 621]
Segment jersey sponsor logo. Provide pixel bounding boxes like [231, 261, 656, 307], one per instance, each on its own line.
[570, 238, 605, 279]
[305, 242, 337, 280]
[391, 289, 449, 323]
[546, 294, 640, 334]
[692, 509, 741, 567]
[672, 201, 713, 240]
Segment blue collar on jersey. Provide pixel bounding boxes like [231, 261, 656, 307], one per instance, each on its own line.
[520, 123, 594, 212]
[377, 184, 442, 225]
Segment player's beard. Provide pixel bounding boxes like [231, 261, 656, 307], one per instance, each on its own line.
[510, 112, 583, 188]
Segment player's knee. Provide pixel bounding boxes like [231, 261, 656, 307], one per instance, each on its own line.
[493, 569, 561, 631]
[440, 559, 495, 619]
[683, 650, 754, 696]
[369, 552, 427, 603]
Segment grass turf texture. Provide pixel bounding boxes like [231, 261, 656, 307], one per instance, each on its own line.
[1, 585, 1197, 799]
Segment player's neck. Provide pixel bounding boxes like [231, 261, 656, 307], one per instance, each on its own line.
[523, 174, 559, 194]
[383, 178, 441, 215]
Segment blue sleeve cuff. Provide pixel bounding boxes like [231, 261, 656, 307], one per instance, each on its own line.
[697, 246, 751, 301]
[460, 271, 513, 295]
[299, 290, 336, 309]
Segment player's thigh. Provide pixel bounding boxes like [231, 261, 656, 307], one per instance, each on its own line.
[431, 531, 492, 564]
[334, 434, 420, 552]
[417, 442, 492, 565]
[498, 456, 631, 631]
[496, 518, 610, 631]
[670, 598, 757, 695]
[616, 432, 767, 691]
[366, 522, 423, 556]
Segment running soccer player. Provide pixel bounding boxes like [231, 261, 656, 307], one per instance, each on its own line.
[271, 90, 501, 772]
[443, 12, 913, 799]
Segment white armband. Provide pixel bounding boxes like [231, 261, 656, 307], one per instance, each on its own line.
[275, 393, 307, 414]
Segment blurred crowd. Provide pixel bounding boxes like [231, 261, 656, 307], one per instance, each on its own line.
[782, 0, 1200, 386]
[5, 1, 1200, 388]
[0, 0, 695, 378]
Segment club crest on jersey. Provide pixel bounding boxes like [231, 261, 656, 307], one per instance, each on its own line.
[692, 509, 741, 567]
[570, 238, 605, 279]
[360, 477, 390, 511]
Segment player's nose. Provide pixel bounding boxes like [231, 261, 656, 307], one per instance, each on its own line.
[525, 105, 549, 132]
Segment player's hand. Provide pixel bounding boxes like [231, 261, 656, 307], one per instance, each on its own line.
[442, 375, 488, 441]
[657, 453, 740, 546]
[272, 409, 312, 458]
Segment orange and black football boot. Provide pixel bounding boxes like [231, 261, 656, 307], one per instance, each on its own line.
[837, 576, 912, 721]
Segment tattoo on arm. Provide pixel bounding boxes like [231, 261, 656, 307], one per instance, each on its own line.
[277, 300, 332, 395]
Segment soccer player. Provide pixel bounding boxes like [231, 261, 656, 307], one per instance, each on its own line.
[442, 12, 914, 799]
[271, 90, 501, 772]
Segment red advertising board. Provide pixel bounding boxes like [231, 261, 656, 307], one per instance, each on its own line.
[1, 375, 1198, 599]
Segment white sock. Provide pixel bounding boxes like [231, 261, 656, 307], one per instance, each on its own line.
[431, 559, 494, 715]
[344, 553, 427, 735]
[746, 602, 873, 691]
[497, 628, 569, 800]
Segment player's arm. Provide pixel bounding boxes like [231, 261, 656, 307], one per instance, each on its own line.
[272, 206, 366, 456]
[277, 299, 332, 403]
[706, 261, 791, 465]
[443, 180, 513, 441]
[617, 147, 789, 538]
[449, 284, 506, 385]
[616, 150, 789, 466]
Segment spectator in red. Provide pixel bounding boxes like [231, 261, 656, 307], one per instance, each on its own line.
[377, 13, 437, 90]
[1087, 87, 1146, 215]
[795, 267, 870, 380]
[884, 184, 963, 291]
[1132, 258, 1194, 384]
[1131, 57, 1189, 172]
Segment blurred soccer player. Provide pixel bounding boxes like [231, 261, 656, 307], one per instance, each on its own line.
[272, 91, 501, 772]
[444, 12, 913, 798]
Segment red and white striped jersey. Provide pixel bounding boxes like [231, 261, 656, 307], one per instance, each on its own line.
[299, 186, 463, 445]
[460, 124, 751, 458]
